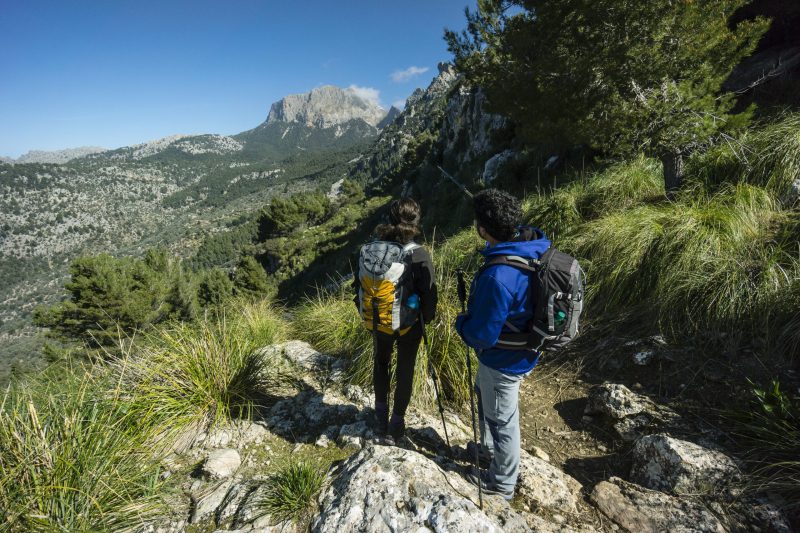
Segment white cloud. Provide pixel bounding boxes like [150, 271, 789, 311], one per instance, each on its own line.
[347, 85, 382, 107]
[392, 99, 407, 110]
[391, 66, 429, 83]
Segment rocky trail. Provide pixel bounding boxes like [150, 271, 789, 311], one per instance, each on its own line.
[140, 340, 794, 533]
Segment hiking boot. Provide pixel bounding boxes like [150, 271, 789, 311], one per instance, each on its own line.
[465, 440, 493, 468]
[388, 414, 405, 441]
[465, 467, 514, 501]
[374, 404, 389, 436]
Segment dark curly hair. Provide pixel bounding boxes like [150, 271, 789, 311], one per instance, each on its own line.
[376, 197, 422, 244]
[473, 188, 521, 242]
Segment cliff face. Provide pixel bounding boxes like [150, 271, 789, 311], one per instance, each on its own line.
[265, 85, 388, 128]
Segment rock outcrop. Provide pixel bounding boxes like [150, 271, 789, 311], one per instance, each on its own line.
[590, 477, 726, 533]
[266, 85, 387, 128]
[313, 443, 533, 532]
[630, 434, 740, 495]
[584, 383, 682, 442]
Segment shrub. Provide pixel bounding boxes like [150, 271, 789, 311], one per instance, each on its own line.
[570, 184, 797, 341]
[523, 156, 664, 242]
[732, 380, 800, 509]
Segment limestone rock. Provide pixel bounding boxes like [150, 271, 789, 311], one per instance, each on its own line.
[591, 477, 726, 533]
[259, 340, 345, 387]
[232, 484, 271, 528]
[630, 434, 740, 495]
[267, 388, 361, 442]
[441, 87, 512, 167]
[266, 85, 387, 128]
[517, 449, 582, 514]
[15, 146, 107, 164]
[482, 149, 518, 183]
[585, 383, 650, 419]
[204, 419, 269, 450]
[584, 383, 682, 442]
[313, 443, 533, 532]
[215, 480, 256, 524]
[190, 479, 235, 523]
[202, 448, 241, 480]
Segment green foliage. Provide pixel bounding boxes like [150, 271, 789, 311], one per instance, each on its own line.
[733, 380, 800, 508]
[117, 300, 290, 434]
[338, 178, 364, 202]
[198, 268, 235, 308]
[260, 190, 331, 236]
[0, 365, 164, 531]
[687, 112, 800, 196]
[233, 256, 271, 299]
[191, 218, 260, 270]
[524, 156, 664, 241]
[259, 461, 326, 524]
[33, 250, 209, 348]
[522, 148, 800, 359]
[446, 0, 769, 183]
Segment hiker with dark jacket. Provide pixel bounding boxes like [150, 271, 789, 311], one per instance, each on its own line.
[455, 189, 550, 500]
[353, 198, 438, 442]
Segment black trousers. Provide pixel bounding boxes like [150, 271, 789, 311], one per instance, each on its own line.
[373, 321, 422, 418]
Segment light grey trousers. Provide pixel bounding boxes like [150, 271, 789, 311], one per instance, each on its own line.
[475, 361, 525, 494]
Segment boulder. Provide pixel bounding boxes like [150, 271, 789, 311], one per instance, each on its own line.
[630, 434, 740, 495]
[202, 448, 241, 480]
[483, 149, 518, 183]
[590, 477, 726, 533]
[584, 383, 682, 442]
[585, 383, 650, 419]
[313, 443, 535, 532]
[517, 450, 582, 514]
[259, 340, 345, 386]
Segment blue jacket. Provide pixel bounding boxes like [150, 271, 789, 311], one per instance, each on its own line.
[455, 227, 551, 374]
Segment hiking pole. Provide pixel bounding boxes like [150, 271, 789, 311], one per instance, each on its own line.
[436, 165, 473, 199]
[457, 269, 483, 510]
[419, 315, 451, 452]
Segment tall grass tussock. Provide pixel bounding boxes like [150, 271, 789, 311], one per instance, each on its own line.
[0, 366, 165, 531]
[117, 298, 290, 437]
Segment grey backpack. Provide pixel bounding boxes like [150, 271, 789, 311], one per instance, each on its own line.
[480, 247, 585, 352]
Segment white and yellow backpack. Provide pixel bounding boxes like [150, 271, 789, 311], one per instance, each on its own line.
[357, 241, 420, 336]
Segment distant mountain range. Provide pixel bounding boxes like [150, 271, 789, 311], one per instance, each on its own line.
[6, 146, 108, 164]
[3, 86, 397, 165]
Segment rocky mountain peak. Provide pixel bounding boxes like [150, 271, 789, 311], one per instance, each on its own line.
[265, 85, 387, 129]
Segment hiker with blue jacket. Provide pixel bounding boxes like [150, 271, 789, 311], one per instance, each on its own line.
[456, 188, 551, 500]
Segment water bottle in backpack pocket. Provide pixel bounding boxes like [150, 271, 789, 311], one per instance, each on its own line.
[481, 247, 585, 352]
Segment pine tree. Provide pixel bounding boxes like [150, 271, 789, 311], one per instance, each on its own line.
[445, 0, 770, 191]
[233, 256, 271, 299]
[197, 268, 234, 307]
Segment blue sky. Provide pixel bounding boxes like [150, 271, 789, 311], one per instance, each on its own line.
[0, 1, 473, 158]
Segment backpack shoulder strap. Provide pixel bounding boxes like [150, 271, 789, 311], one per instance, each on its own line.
[478, 255, 541, 277]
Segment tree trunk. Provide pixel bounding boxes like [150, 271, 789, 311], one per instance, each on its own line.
[660, 151, 684, 193]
